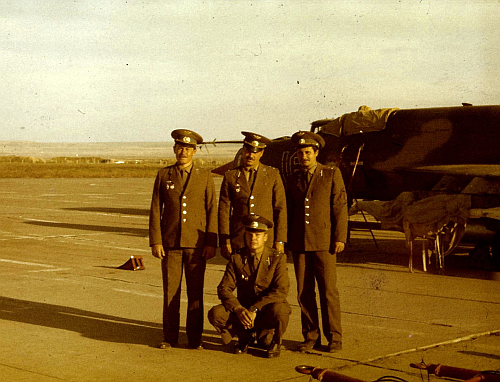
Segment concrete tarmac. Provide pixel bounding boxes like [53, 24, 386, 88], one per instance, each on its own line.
[0, 178, 499, 382]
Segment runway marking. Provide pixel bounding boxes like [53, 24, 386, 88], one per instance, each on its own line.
[0, 259, 54, 268]
[28, 268, 71, 273]
[23, 217, 61, 224]
[113, 288, 162, 299]
[350, 329, 500, 367]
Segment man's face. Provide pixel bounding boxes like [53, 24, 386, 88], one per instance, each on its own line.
[296, 146, 318, 169]
[242, 145, 264, 168]
[245, 230, 268, 253]
[174, 143, 196, 166]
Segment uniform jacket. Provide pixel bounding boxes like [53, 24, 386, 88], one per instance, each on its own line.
[217, 246, 289, 312]
[286, 163, 348, 252]
[218, 164, 287, 248]
[149, 165, 217, 249]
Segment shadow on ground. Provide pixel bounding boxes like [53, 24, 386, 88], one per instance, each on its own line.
[0, 296, 302, 356]
[24, 220, 147, 237]
[63, 207, 149, 216]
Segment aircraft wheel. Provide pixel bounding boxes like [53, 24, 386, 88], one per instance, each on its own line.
[469, 244, 492, 270]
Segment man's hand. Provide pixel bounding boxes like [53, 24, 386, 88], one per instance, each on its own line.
[234, 306, 256, 330]
[273, 241, 284, 253]
[333, 241, 345, 255]
[202, 246, 216, 260]
[220, 243, 232, 260]
[151, 244, 166, 259]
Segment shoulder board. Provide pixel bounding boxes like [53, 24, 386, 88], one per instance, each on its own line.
[270, 249, 284, 257]
[226, 168, 238, 177]
[266, 164, 281, 172]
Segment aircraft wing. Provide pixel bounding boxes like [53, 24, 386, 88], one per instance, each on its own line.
[409, 164, 500, 178]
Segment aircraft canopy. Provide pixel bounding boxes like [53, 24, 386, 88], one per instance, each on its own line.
[317, 106, 399, 137]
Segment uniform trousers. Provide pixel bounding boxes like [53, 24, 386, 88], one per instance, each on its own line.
[208, 302, 291, 346]
[292, 251, 341, 343]
[161, 248, 206, 345]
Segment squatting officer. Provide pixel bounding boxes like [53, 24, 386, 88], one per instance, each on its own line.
[208, 215, 291, 358]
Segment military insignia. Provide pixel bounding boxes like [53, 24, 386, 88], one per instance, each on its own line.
[252, 140, 259, 147]
[183, 136, 191, 143]
[166, 180, 174, 190]
[251, 222, 259, 229]
[300, 138, 306, 144]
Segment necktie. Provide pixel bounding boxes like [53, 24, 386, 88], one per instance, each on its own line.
[248, 169, 256, 189]
[252, 255, 260, 273]
[180, 169, 187, 187]
[301, 170, 310, 190]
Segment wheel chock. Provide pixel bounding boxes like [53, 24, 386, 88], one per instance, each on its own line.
[118, 255, 145, 270]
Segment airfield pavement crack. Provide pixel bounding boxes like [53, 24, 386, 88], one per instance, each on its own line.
[0, 361, 70, 381]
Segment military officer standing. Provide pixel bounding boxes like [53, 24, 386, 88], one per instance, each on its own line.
[286, 131, 348, 353]
[218, 131, 287, 259]
[149, 129, 217, 350]
[208, 215, 291, 358]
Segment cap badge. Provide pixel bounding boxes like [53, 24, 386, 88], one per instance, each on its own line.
[299, 138, 306, 144]
[183, 136, 191, 143]
[251, 221, 259, 229]
[252, 140, 259, 147]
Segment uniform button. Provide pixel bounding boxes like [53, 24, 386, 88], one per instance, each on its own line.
[305, 198, 309, 202]
[305, 221, 310, 224]
[250, 204, 255, 207]
[183, 218, 186, 222]
[305, 205, 310, 208]
[183, 203, 187, 206]
[305, 213, 310, 216]
[250, 196, 254, 199]
[183, 211, 187, 214]
[183, 196, 187, 199]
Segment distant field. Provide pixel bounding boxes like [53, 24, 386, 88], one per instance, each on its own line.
[0, 160, 232, 178]
[0, 141, 240, 159]
[0, 142, 241, 178]
[0, 141, 238, 178]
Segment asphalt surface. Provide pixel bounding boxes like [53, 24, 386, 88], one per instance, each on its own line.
[0, 178, 499, 382]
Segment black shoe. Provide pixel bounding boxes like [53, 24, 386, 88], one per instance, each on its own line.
[158, 341, 177, 349]
[297, 338, 321, 352]
[266, 342, 281, 358]
[233, 342, 249, 355]
[188, 341, 204, 350]
[328, 341, 342, 353]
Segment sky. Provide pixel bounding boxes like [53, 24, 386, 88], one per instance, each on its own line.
[2, 0, 499, 143]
